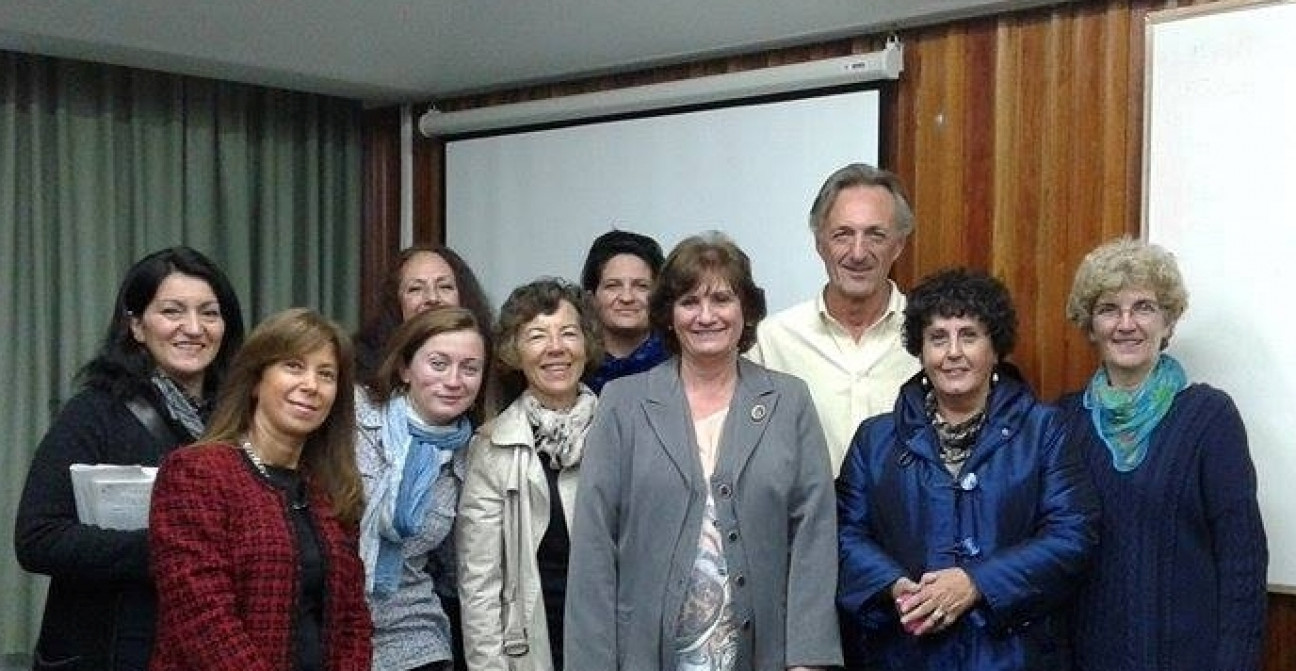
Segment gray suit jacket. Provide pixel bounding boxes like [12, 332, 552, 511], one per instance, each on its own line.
[565, 357, 841, 670]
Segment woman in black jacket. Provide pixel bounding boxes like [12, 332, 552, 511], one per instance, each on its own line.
[14, 246, 244, 670]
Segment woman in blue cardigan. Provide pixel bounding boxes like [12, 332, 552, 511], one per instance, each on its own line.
[837, 268, 1098, 670]
[1060, 237, 1267, 670]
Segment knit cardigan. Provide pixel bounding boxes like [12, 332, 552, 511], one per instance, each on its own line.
[1060, 384, 1268, 671]
[149, 443, 372, 670]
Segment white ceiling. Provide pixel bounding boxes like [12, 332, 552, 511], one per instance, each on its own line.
[0, 0, 1065, 104]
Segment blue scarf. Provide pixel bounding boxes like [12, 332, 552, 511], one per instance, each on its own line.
[586, 331, 669, 393]
[1083, 354, 1187, 472]
[364, 394, 472, 598]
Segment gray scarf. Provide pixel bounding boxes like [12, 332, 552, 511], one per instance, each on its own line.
[521, 385, 597, 469]
[150, 372, 206, 440]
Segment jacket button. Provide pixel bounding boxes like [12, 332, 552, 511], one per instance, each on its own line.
[727, 530, 739, 542]
[959, 472, 979, 491]
[717, 484, 732, 498]
[734, 575, 746, 587]
[741, 618, 752, 631]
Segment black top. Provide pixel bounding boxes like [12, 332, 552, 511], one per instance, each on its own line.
[15, 387, 197, 670]
[266, 465, 325, 671]
[535, 451, 569, 670]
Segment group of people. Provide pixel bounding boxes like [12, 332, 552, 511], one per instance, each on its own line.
[13, 162, 1267, 671]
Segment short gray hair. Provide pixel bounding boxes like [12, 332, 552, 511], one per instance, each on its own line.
[808, 163, 915, 236]
[1065, 237, 1189, 333]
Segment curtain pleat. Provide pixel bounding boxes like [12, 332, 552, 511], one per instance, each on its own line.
[0, 50, 362, 658]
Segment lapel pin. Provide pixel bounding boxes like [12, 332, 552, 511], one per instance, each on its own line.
[750, 404, 767, 421]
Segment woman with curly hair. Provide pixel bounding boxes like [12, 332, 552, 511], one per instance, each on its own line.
[456, 278, 602, 671]
[836, 268, 1098, 670]
[355, 245, 494, 387]
[1061, 238, 1266, 670]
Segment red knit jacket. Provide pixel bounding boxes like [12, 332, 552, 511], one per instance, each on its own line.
[149, 443, 371, 670]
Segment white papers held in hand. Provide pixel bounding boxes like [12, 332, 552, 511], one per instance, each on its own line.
[69, 464, 158, 530]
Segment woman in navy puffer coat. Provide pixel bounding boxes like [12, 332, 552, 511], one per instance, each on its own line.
[836, 268, 1098, 670]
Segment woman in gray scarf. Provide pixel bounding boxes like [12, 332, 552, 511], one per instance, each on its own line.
[15, 246, 245, 670]
[456, 278, 602, 671]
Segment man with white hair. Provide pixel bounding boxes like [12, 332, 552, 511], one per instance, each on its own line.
[749, 163, 919, 474]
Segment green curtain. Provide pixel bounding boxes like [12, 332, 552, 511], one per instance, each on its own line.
[0, 51, 362, 658]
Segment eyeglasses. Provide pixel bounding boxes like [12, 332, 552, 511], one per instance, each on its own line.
[1092, 300, 1161, 323]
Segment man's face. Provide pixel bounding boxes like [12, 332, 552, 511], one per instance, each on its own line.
[815, 185, 906, 302]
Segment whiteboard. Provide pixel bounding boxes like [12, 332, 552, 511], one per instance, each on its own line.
[1144, 0, 1296, 590]
[445, 90, 881, 313]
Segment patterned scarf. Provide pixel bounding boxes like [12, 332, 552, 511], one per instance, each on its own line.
[1084, 354, 1188, 472]
[521, 385, 597, 469]
[361, 394, 472, 598]
[150, 372, 207, 440]
[925, 388, 987, 473]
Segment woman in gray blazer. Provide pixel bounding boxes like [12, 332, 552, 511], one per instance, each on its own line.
[566, 232, 841, 671]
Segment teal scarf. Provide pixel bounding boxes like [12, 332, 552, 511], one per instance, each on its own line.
[1083, 354, 1188, 472]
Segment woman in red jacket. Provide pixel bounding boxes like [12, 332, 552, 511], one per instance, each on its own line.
[149, 308, 371, 670]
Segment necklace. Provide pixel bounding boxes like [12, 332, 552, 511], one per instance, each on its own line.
[241, 440, 308, 510]
[241, 440, 270, 478]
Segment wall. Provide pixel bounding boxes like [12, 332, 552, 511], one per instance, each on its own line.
[359, 1, 1293, 666]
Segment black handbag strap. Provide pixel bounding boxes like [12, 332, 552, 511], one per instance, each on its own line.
[125, 396, 181, 446]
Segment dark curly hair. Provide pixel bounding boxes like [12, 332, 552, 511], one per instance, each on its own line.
[649, 232, 767, 356]
[902, 268, 1017, 359]
[354, 245, 493, 386]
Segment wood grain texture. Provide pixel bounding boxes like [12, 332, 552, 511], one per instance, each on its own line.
[359, 106, 401, 327]
[413, 130, 443, 245]
[1267, 592, 1296, 671]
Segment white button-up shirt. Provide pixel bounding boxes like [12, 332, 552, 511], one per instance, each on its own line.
[749, 282, 919, 474]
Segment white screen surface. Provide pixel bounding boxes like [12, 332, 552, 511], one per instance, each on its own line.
[445, 89, 881, 313]
[1145, 1, 1296, 589]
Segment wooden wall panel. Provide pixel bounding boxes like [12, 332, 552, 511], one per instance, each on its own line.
[413, 129, 443, 244]
[361, 2, 1292, 665]
[1268, 592, 1296, 671]
[359, 106, 446, 329]
[886, 2, 1147, 400]
[359, 106, 401, 327]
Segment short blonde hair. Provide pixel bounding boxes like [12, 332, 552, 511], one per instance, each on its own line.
[1066, 237, 1189, 333]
